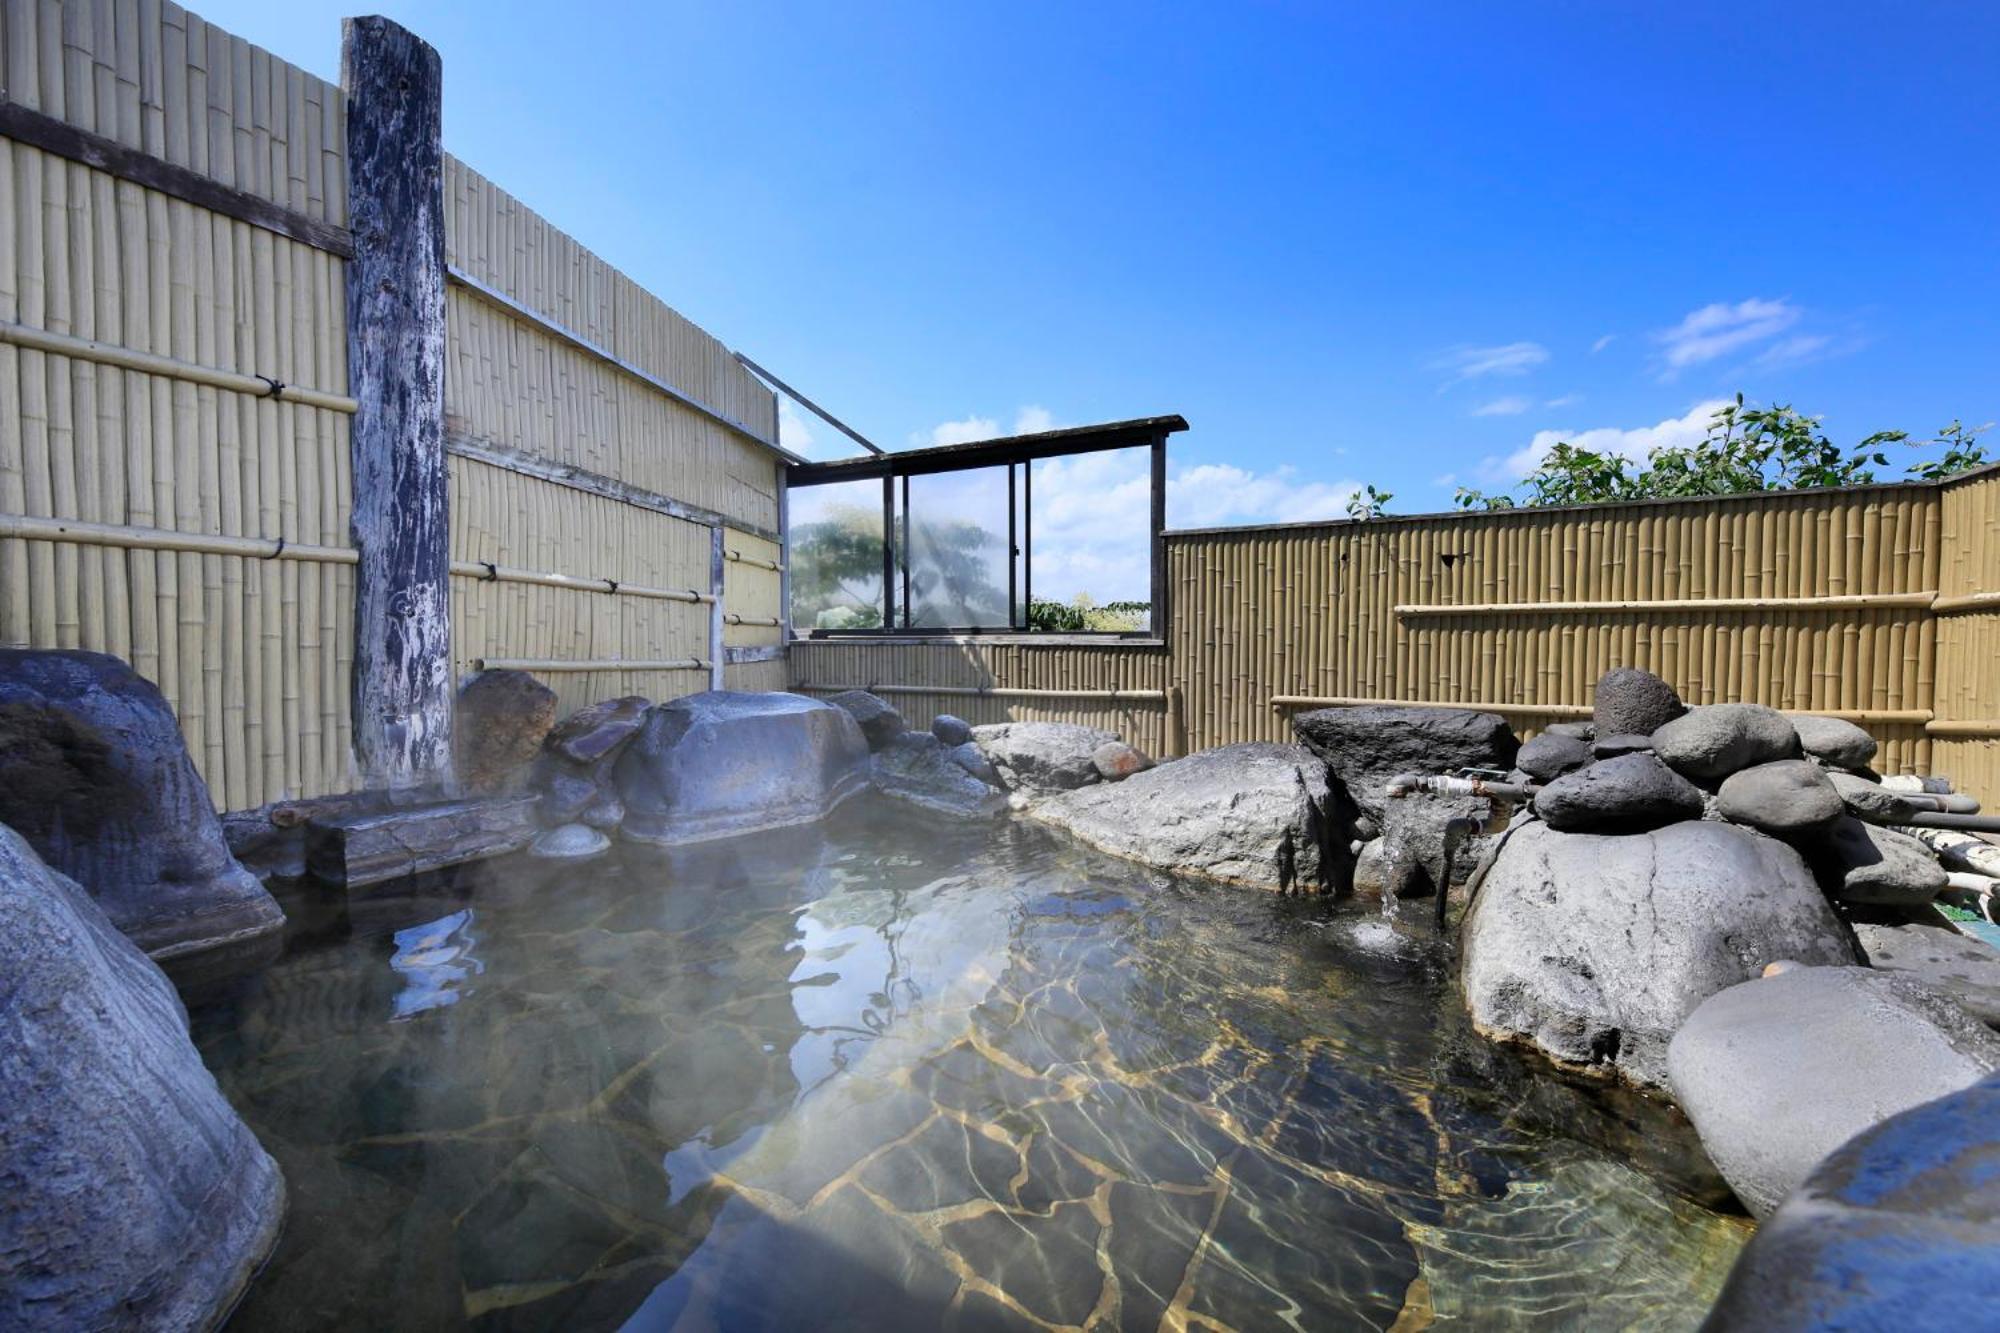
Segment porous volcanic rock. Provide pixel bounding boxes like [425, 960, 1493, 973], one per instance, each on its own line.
[1713, 760, 1844, 838]
[1290, 705, 1518, 823]
[1811, 816, 1948, 907]
[1591, 667, 1685, 738]
[0, 823, 286, 1329]
[1789, 714, 1879, 771]
[1091, 740, 1155, 782]
[1700, 1072, 2000, 1329]
[0, 648, 283, 959]
[872, 732, 1007, 819]
[616, 691, 870, 844]
[1516, 731, 1593, 782]
[454, 669, 557, 793]
[1667, 966, 2000, 1216]
[1461, 819, 1854, 1089]
[1650, 703, 1802, 783]
[930, 713, 974, 747]
[1531, 752, 1705, 833]
[824, 690, 907, 750]
[972, 721, 1121, 795]
[1031, 743, 1337, 893]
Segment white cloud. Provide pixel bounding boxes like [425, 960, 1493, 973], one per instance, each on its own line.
[1654, 298, 1800, 373]
[778, 398, 817, 455]
[1472, 395, 1532, 417]
[1432, 341, 1549, 384]
[1012, 405, 1059, 436]
[1544, 393, 1582, 409]
[915, 414, 1000, 448]
[1591, 334, 1616, 354]
[1755, 333, 1835, 368]
[1479, 400, 1731, 484]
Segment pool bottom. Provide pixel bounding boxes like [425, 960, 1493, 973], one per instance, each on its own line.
[184, 796, 1747, 1331]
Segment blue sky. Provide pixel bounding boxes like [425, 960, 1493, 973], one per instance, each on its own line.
[201, 0, 2000, 552]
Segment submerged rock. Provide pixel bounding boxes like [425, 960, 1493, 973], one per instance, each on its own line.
[616, 691, 870, 844]
[1701, 1072, 2000, 1330]
[1788, 714, 1878, 771]
[0, 823, 285, 1329]
[0, 648, 283, 959]
[872, 732, 1007, 819]
[453, 668, 557, 793]
[1291, 705, 1518, 822]
[1461, 820, 1853, 1089]
[1650, 703, 1801, 784]
[1532, 752, 1705, 833]
[1591, 667, 1685, 738]
[825, 690, 906, 750]
[530, 823, 612, 859]
[929, 713, 973, 747]
[1811, 816, 1947, 906]
[1031, 743, 1336, 893]
[1667, 966, 2000, 1216]
[1852, 912, 2000, 1026]
[972, 721, 1121, 794]
[1713, 760, 1843, 838]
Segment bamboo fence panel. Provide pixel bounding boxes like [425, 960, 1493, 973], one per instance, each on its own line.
[722, 529, 782, 648]
[1933, 469, 2000, 797]
[0, 0, 353, 811]
[441, 156, 781, 536]
[448, 454, 717, 719]
[788, 639, 1173, 756]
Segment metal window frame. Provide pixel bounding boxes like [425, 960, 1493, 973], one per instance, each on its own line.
[786, 415, 1187, 639]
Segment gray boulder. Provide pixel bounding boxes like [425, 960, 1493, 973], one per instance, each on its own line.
[1667, 966, 2000, 1216]
[1591, 667, 1685, 738]
[616, 692, 870, 844]
[1853, 912, 2000, 1026]
[1546, 720, 1595, 741]
[1789, 714, 1878, 770]
[529, 823, 611, 859]
[1462, 820, 1854, 1089]
[946, 741, 1002, 788]
[545, 695, 651, 765]
[1351, 837, 1389, 897]
[929, 713, 973, 747]
[1374, 789, 1490, 898]
[972, 721, 1120, 795]
[0, 649, 283, 960]
[1291, 705, 1518, 822]
[1650, 703, 1801, 783]
[533, 763, 601, 824]
[1701, 1072, 2000, 1330]
[1090, 740, 1154, 781]
[1532, 752, 1705, 833]
[1826, 771, 1919, 824]
[871, 732, 1007, 819]
[1516, 731, 1592, 782]
[1713, 760, 1843, 838]
[824, 690, 906, 750]
[1031, 743, 1336, 893]
[1812, 816, 1947, 906]
[1591, 733, 1655, 758]
[0, 823, 285, 1329]
[453, 668, 557, 793]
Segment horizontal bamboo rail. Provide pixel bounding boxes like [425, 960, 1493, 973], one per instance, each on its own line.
[1926, 720, 2000, 739]
[473, 657, 711, 673]
[1269, 693, 1934, 726]
[447, 562, 713, 603]
[0, 320, 359, 414]
[798, 683, 1169, 703]
[1395, 592, 1939, 618]
[1931, 591, 2000, 615]
[0, 513, 358, 564]
[723, 613, 782, 627]
[726, 549, 785, 572]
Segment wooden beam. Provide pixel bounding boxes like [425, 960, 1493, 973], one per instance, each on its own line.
[709, 527, 727, 690]
[733, 351, 882, 455]
[0, 98, 356, 258]
[726, 644, 788, 665]
[344, 17, 453, 793]
[788, 415, 1191, 483]
[1150, 432, 1169, 636]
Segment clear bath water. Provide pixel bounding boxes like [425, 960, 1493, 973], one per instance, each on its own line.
[182, 796, 1747, 1331]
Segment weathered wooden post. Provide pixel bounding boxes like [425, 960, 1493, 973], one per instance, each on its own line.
[343, 16, 452, 793]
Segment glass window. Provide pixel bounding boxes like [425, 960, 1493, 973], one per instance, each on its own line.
[789, 479, 887, 631]
[903, 466, 1014, 629]
[1027, 447, 1153, 632]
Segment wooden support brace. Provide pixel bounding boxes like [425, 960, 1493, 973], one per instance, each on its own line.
[710, 526, 727, 691]
[344, 17, 452, 792]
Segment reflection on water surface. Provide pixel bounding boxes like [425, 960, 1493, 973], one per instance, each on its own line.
[186, 797, 1746, 1331]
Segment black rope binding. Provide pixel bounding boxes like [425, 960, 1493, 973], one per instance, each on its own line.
[261, 536, 286, 561]
[481, 561, 499, 582]
[254, 374, 286, 399]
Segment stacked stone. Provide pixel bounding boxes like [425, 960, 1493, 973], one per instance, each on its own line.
[524, 695, 651, 858]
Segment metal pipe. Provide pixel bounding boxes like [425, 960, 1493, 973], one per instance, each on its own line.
[1384, 772, 1540, 803]
[1894, 811, 2000, 834]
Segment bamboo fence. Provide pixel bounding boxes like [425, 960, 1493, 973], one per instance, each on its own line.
[0, 1, 788, 808]
[1934, 469, 2000, 797]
